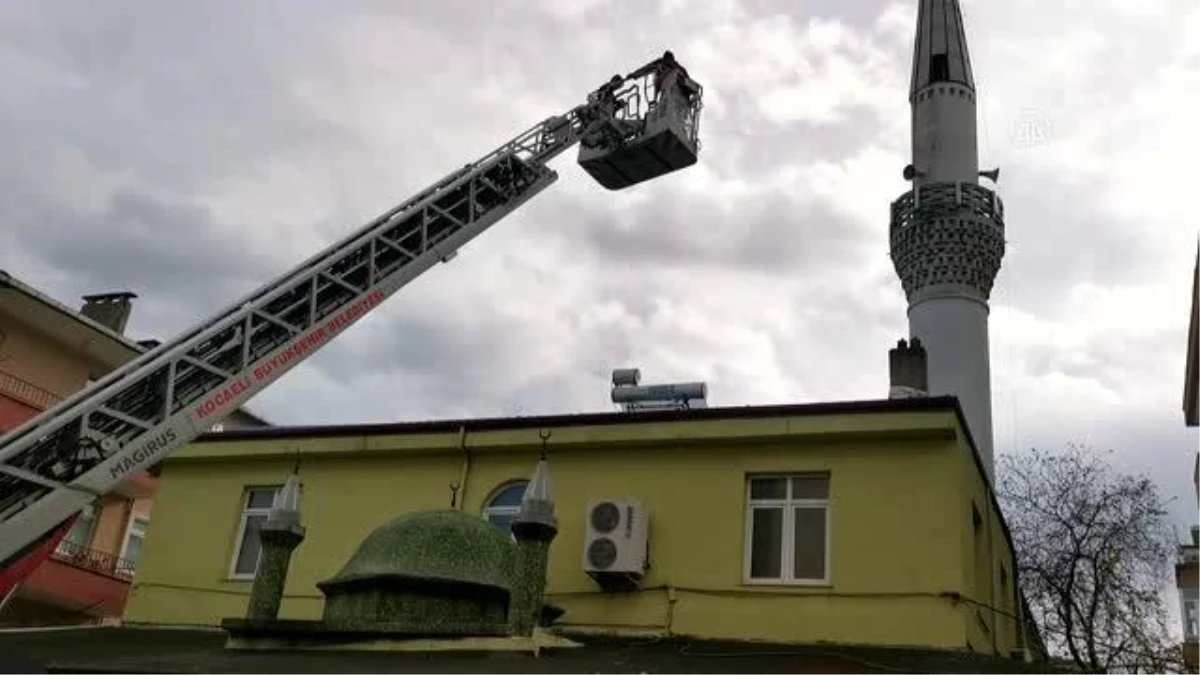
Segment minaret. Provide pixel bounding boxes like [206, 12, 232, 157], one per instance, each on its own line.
[508, 436, 558, 638]
[245, 469, 305, 621]
[891, 0, 1005, 481]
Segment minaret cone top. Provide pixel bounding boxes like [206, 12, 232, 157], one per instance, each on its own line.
[521, 459, 554, 507]
[267, 471, 303, 529]
[515, 458, 557, 532]
[910, 0, 975, 99]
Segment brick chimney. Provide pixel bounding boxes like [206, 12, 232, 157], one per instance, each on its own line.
[889, 337, 928, 399]
[80, 292, 137, 335]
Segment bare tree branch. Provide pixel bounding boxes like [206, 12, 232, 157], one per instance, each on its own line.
[998, 444, 1184, 673]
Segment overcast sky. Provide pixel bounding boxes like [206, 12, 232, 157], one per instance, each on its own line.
[1, 1, 1197, 532]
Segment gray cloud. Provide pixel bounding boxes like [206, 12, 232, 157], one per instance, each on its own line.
[32, 191, 254, 290]
[0, 1, 334, 189]
[993, 170, 1164, 318]
[567, 188, 874, 274]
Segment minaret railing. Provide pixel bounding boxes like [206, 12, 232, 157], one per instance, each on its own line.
[890, 181, 1005, 234]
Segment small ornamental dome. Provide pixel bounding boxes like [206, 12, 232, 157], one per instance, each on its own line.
[321, 510, 514, 591]
[316, 510, 516, 635]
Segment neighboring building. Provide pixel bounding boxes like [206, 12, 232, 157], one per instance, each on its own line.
[1178, 524, 1199, 672]
[1185, 244, 1198, 429]
[1180, 511, 1198, 674]
[0, 270, 268, 626]
[1180, 244, 1199, 670]
[123, 396, 1044, 660]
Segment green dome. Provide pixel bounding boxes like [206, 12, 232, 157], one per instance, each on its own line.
[319, 509, 515, 593]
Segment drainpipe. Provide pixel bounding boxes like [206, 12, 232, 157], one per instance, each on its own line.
[455, 426, 471, 510]
[985, 496, 998, 655]
[665, 586, 677, 636]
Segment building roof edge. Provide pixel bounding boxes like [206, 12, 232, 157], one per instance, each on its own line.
[197, 395, 964, 442]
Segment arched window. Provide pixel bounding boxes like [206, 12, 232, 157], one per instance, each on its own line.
[482, 481, 528, 532]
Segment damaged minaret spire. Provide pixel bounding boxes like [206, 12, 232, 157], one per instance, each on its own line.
[890, 0, 1006, 481]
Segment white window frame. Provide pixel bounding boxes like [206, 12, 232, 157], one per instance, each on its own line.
[743, 474, 832, 586]
[1180, 593, 1200, 634]
[481, 480, 528, 530]
[227, 486, 280, 580]
[118, 514, 150, 571]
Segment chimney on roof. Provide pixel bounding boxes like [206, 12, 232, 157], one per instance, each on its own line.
[889, 338, 929, 399]
[80, 292, 137, 335]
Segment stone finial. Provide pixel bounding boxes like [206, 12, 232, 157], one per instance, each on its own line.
[246, 469, 305, 622]
[509, 438, 559, 638]
[515, 459, 557, 532]
[268, 471, 303, 531]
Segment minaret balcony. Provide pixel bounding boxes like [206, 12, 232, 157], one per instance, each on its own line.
[889, 181, 1006, 302]
[890, 181, 1004, 234]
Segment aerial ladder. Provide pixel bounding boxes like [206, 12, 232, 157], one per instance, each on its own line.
[0, 52, 703, 590]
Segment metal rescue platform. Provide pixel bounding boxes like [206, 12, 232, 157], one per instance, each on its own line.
[578, 51, 703, 190]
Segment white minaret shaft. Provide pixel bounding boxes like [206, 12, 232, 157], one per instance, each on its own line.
[892, 0, 1005, 482]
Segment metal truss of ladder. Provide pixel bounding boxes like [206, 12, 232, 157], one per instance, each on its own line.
[0, 107, 589, 562]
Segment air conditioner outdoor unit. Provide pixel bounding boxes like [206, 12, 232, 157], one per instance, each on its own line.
[582, 497, 649, 591]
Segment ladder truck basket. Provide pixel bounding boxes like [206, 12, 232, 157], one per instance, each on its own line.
[577, 51, 704, 190]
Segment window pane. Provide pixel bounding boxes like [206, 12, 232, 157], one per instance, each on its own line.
[234, 514, 267, 575]
[123, 517, 149, 566]
[749, 507, 783, 579]
[247, 489, 276, 510]
[62, 515, 94, 549]
[750, 478, 786, 500]
[488, 482, 529, 508]
[124, 533, 145, 566]
[793, 507, 827, 580]
[791, 476, 829, 499]
[487, 513, 514, 533]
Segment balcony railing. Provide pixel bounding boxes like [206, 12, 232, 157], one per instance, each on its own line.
[52, 539, 136, 581]
[890, 180, 1005, 233]
[0, 368, 62, 411]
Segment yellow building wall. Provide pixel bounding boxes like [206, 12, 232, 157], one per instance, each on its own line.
[954, 430, 1023, 656]
[124, 412, 1020, 653]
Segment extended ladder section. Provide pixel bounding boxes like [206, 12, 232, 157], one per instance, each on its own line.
[0, 52, 703, 567]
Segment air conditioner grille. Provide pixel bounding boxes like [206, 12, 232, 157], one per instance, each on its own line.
[590, 501, 621, 533]
[587, 537, 619, 570]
